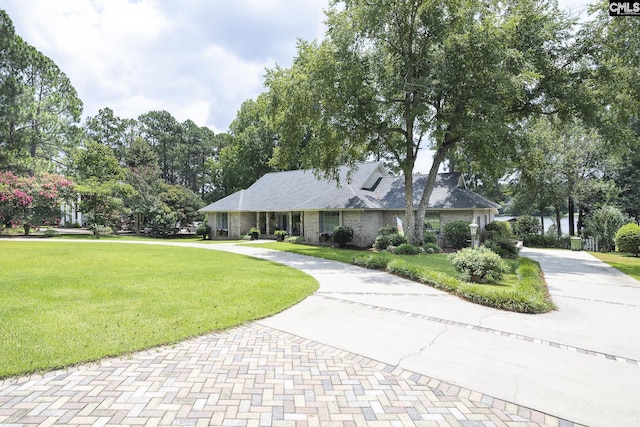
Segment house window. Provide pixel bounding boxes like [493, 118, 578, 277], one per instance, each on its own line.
[424, 212, 441, 232]
[320, 211, 340, 234]
[277, 213, 288, 231]
[216, 212, 228, 231]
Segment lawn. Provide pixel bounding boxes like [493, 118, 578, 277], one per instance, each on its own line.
[255, 242, 553, 313]
[0, 241, 317, 379]
[590, 251, 640, 282]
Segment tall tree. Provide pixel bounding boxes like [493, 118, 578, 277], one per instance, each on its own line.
[138, 110, 181, 185]
[0, 10, 82, 173]
[84, 107, 138, 163]
[266, 0, 574, 244]
[209, 97, 277, 199]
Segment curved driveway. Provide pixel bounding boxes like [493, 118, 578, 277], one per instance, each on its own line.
[2, 241, 639, 426]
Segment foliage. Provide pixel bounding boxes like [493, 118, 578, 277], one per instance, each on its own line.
[0, 10, 82, 173]
[265, 0, 574, 245]
[424, 242, 441, 254]
[43, 228, 58, 238]
[373, 228, 407, 251]
[448, 246, 509, 283]
[353, 252, 392, 270]
[392, 244, 421, 255]
[423, 230, 437, 244]
[384, 257, 553, 314]
[614, 223, 640, 256]
[207, 96, 278, 200]
[378, 225, 398, 236]
[584, 205, 629, 252]
[442, 221, 470, 249]
[522, 234, 570, 249]
[285, 236, 306, 244]
[0, 241, 317, 378]
[484, 221, 512, 240]
[512, 216, 541, 237]
[484, 238, 519, 259]
[146, 204, 178, 237]
[161, 184, 204, 228]
[249, 227, 261, 235]
[274, 229, 287, 241]
[195, 223, 211, 240]
[0, 171, 74, 235]
[89, 224, 113, 238]
[332, 225, 353, 248]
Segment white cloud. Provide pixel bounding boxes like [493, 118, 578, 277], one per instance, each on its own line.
[3, 0, 327, 132]
[1, 0, 588, 136]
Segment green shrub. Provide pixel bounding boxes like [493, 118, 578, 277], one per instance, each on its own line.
[423, 230, 437, 244]
[484, 221, 512, 239]
[484, 237, 519, 258]
[522, 234, 570, 249]
[378, 225, 398, 236]
[353, 253, 392, 269]
[195, 223, 211, 240]
[373, 234, 390, 251]
[285, 236, 305, 244]
[448, 246, 509, 283]
[442, 220, 470, 249]
[512, 216, 541, 237]
[43, 228, 59, 238]
[274, 230, 287, 241]
[388, 232, 407, 246]
[424, 242, 441, 254]
[333, 226, 354, 248]
[584, 205, 629, 252]
[89, 224, 113, 238]
[615, 223, 640, 256]
[392, 243, 421, 255]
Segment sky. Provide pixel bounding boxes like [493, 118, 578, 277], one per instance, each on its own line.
[3, 0, 590, 172]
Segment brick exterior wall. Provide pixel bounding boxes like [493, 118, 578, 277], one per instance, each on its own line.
[303, 212, 320, 243]
[210, 208, 495, 245]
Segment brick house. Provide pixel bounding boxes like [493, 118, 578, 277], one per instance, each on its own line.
[199, 162, 500, 247]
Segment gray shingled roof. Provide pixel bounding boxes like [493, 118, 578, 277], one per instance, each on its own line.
[200, 162, 500, 212]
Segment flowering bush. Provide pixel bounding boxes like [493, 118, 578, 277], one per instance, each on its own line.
[0, 171, 74, 235]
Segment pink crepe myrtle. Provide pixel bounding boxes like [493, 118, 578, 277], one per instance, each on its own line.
[0, 171, 75, 235]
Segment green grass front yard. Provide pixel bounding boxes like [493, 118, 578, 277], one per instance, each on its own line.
[590, 251, 640, 281]
[0, 241, 317, 379]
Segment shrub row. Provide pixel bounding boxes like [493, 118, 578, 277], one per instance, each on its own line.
[522, 234, 570, 249]
[352, 253, 554, 313]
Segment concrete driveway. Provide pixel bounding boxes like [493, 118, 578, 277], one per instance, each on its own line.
[217, 244, 640, 427]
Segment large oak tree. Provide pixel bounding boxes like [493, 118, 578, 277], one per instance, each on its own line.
[266, 0, 575, 244]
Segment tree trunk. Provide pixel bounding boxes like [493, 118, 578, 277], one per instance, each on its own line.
[555, 205, 561, 238]
[414, 146, 449, 245]
[402, 170, 416, 245]
[539, 214, 545, 235]
[568, 196, 575, 236]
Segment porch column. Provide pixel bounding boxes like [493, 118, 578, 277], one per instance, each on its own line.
[256, 212, 260, 231]
[288, 212, 293, 234]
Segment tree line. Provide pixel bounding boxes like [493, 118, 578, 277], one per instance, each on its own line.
[1, 2, 639, 244]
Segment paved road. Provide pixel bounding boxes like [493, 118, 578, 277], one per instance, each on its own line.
[2, 241, 639, 426]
